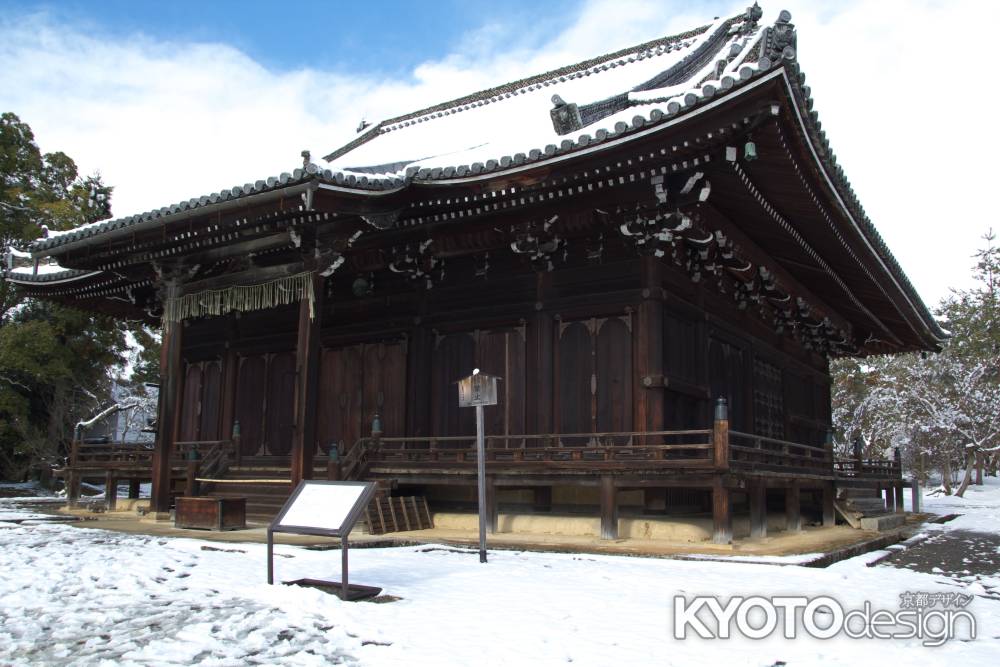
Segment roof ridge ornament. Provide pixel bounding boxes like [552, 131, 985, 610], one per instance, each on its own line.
[550, 95, 583, 136]
[764, 9, 797, 62]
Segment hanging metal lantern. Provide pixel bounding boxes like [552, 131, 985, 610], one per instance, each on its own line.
[744, 138, 758, 161]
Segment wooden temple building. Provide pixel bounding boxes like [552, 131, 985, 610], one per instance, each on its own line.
[5, 5, 944, 543]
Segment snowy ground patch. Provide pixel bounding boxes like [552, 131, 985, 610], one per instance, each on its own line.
[1, 482, 999, 665]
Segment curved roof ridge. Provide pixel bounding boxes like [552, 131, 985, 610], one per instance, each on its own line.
[320, 15, 743, 163]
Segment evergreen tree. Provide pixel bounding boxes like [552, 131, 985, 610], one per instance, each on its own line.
[832, 231, 1000, 493]
[0, 112, 158, 480]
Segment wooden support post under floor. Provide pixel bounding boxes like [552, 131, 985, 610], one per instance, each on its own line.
[785, 482, 801, 532]
[104, 471, 117, 511]
[600, 475, 618, 540]
[822, 482, 836, 527]
[712, 479, 732, 545]
[894, 484, 905, 513]
[66, 471, 81, 508]
[128, 478, 141, 500]
[749, 480, 767, 539]
[533, 486, 552, 513]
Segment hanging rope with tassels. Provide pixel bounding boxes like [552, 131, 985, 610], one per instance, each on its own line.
[163, 271, 315, 323]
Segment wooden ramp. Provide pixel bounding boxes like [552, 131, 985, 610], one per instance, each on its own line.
[366, 495, 433, 535]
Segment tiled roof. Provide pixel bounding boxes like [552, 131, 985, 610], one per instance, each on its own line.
[16, 4, 943, 346]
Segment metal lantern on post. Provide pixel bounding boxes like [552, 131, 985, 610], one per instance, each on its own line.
[456, 369, 500, 563]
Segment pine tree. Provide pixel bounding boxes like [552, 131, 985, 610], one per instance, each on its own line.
[0, 112, 159, 480]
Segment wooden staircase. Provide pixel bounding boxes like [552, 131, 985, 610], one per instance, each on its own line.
[197, 440, 432, 531]
[835, 488, 904, 531]
[200, 461, 333, 523]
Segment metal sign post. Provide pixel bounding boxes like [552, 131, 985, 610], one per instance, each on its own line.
[457, 369, 500, 564]
[476, 402, 487, 563]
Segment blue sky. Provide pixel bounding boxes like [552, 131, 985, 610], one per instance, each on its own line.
[1, 0, 998, 307]
[2, 0, 587, 75]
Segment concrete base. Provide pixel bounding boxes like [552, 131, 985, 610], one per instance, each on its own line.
[433, 511, 797, 542]
[47, 505, 899, 559]
[859, 513, 905, 531]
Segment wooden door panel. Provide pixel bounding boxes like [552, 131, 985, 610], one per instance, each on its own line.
[364, 342, 406, 438]
[235, 355, 266, 456]
[596, 318, 632, 436]
[264, 352, 296, 456]
[199, 361, 222, 441]
[317, 346, 364, 454]
[432, 333, 476, 437]
[557, 321, 594, 442]
[179, 363, 203, 442]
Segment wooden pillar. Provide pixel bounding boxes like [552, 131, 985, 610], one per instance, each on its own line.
[785, 482, 801, 532]
[713, 398, 729, 470]
[822, 482, 836, 527]
[712, 479, 732, 545]
[219, 339, 239, 455]
[152, 286, 184, 514]
[533, 486, 552, 513]
[894, 484, 904, 513]
[636, 257, 664, 432]
[527, 273, 554, 434]
[128, 478, 141, 499]
[185, 454, 199, 498]
[485, 476, 498, 534]
[104, 471, 117, 511]
[291, 273, 323, 487]
[600, 475, 618, 540]
[66, 471, 81, 508]
[749, 480, 767, 539]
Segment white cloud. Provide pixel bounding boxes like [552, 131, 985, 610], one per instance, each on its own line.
[1, 1, 996, 308]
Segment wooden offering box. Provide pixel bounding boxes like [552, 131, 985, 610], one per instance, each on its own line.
[175, 496, 246, 531]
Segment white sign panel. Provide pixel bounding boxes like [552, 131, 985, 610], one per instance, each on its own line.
[273, 481, 375, 534]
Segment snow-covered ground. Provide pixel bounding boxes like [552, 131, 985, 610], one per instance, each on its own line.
[1, 481, 999, 666]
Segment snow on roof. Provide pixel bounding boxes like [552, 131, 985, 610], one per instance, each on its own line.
[4, 263, 98, 284]
[323, 9, 765, 179]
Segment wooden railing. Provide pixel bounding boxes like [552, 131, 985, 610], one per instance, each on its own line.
[69, 441, 155, 469]
[728, 431, 833, 476]
[834, 458, 902, 481]
[355, 430, 715, 470]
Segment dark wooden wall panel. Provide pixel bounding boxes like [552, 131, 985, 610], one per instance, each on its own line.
[708, 336, 748, 431]
[235, 355, 266, 456]
[664, 312, 701, 383]
[477, 329, 526, 439]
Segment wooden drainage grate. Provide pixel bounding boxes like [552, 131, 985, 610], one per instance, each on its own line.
[366, 495, 433, 535]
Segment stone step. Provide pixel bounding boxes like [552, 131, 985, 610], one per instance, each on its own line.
[859, 512, 905, 531]
[846, 498, 887, 513]
[841, 488, 884, 499]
